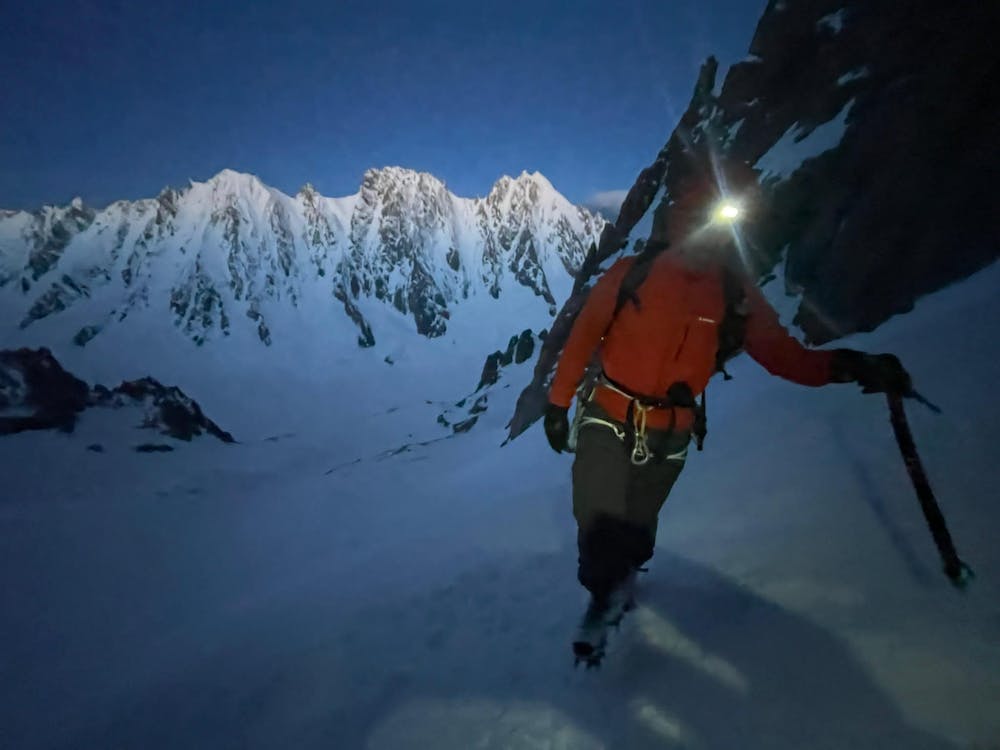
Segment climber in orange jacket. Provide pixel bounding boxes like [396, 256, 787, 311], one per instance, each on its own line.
[544, 161, 911, 606]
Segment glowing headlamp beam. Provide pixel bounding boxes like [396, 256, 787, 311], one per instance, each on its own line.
[713, 202, 742, 223]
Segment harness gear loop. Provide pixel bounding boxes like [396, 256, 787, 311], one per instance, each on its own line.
[577, 416, 626, 441]
[568, 379, 628, 450]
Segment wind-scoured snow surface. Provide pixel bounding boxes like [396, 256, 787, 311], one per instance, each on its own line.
[3, 261, 1000, 749]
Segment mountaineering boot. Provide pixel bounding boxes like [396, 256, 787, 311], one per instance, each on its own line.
[572, 594, 611, 668]
[571, 569, 640, 668]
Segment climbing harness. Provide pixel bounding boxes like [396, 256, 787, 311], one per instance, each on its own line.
[569, 374, 692, 466]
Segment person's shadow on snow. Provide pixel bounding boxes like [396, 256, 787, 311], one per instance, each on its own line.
[64, 548, 958, 750]
[358, 549, 956, 750]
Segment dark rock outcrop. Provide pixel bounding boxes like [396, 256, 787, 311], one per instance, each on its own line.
[0, 348, 90, 434]
[334, 285, 376, 347]
[441, 329, 543, 435]
[0, 348, 234, 444]
[714, 0, 999, 342]
[92, 377, 235, 443]
[135, 443, 175, 453]
[507, 0, 999, 441]
[477, 329, 540, 391]
[73, 325, 102, 347]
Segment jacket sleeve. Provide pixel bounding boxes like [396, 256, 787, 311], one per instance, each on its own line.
[742, 279, 834, 387]
[548, 257, 635, 408]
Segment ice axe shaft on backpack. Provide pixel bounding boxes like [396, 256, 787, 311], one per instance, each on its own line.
[886, 392, 973, 588]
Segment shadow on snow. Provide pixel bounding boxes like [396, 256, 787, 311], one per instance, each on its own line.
[64, 548, 955, 750]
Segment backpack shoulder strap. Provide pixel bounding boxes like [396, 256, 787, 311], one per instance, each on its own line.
[714, 263, 750, 378]
[696, 262, 748, 449]
[612, 240, 667, 317]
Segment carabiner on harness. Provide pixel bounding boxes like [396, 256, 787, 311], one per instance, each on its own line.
[597, 375, 674, 467]
[629, 402, 654, 466]
[572, 375, 689, 466]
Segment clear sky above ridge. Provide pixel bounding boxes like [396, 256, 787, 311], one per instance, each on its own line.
[0, 0, 767, 211]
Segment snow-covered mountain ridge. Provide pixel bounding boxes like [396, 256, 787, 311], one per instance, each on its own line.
[0, 167, 604, 350]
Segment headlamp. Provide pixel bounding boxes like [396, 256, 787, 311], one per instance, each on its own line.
[713, 201, 743, 223]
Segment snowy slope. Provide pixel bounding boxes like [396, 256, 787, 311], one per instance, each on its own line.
[1, 261, 998, 749]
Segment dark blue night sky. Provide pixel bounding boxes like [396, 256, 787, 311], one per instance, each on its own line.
[1, 0, 766, 210]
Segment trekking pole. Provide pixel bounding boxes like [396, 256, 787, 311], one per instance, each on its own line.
[886, 392, 973, 589]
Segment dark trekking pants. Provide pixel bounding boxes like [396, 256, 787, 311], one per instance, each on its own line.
[571, 403, 690, 599]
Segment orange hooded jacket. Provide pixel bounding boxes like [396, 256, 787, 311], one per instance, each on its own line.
[548, 251, 835, 431]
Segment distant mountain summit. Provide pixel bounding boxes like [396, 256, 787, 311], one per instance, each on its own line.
[0, 168, 604, 349]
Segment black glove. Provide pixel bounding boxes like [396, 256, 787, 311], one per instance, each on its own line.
[543, 403, 570, 453]
[831, 349, 912, 395]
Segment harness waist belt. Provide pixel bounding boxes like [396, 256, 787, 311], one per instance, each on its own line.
[593, 379, 696, 432]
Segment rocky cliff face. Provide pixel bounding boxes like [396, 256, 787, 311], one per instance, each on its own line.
[508, 0, 999, 439]
[711, 0, 998, 342]
[0, 168, 604, 350]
